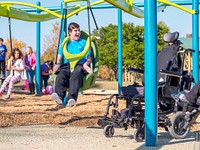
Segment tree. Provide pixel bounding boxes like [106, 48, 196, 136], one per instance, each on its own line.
[157, 21, 170, 50]
[122, 23, 144, 69]
[93, 24, 118, 79]
[41, 21, 60, 63]
[4, 37, 26, 62]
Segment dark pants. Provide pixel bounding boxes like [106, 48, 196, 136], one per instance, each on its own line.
[0, 60, 6, 76]
[55, 64, 86, 102]
[185, 81, 200, 104]
[41, 75, 49, 91]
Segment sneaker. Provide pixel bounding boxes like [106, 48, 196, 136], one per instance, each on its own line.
[3, 95, 10, 100]
[51, 93, 63, 105]
[67, 99, 76, 107]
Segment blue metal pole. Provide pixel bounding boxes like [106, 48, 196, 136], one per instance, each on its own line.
[36, 1, 41, 95]
[61, 1, 68, 105]
[60, 2, 65, 45]
[192, 0, 199, 83]
[117, 9, 122, 94]
[144, 0, 157, 146]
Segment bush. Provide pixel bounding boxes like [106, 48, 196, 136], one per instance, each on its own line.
[98, 65, 115, 81]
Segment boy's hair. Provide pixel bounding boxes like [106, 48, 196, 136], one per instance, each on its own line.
[11, 47, 23, 59]
[0, 38, 4, 42]
[68, 22, 80, 35]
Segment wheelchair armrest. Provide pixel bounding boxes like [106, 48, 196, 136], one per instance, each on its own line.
[159, 69, 182, 78]
[128, 67, 144, 74]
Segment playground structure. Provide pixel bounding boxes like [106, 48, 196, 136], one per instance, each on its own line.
[0, 0, 199, 147]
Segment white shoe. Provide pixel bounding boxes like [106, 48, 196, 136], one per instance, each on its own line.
[51, 93, 63, 105]
[67, 99, 76, 107]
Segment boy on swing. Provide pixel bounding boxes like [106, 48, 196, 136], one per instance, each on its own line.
[52, 22, 92, 107]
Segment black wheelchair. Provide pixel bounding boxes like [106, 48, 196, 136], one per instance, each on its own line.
[98, 33, 196, 142]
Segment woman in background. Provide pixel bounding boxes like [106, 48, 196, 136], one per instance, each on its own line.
[23, 46, 36, 95]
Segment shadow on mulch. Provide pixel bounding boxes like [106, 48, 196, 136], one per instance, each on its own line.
[59, 115, 103, 126]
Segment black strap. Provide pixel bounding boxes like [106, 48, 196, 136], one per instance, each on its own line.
[8, 17, 13, 52]
[87, 1, 93, 70]
[8, 17, 14, 75]
[55, 7, 66, 64]
[87, 1, 91, 39]
[64, 8, 67, 36]
[12, 60, 14, 75]
[89, 6, 99, 31]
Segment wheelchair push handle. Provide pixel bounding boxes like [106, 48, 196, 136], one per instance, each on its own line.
[184, 48, 195, 53]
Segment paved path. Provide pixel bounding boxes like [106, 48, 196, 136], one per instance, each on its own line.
[0, 125, 198, 150]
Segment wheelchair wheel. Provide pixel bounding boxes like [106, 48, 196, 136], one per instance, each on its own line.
[133, 128, 144, 142]
[169, 111, 190, 139]
[103, 125, 114, 137]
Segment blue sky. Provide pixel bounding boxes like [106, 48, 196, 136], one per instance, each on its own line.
[0, 0, 193, 52]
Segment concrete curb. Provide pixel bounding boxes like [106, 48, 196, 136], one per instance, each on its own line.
[83, 89, 118, 95]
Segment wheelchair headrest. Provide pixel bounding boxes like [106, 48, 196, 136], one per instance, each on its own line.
[163, 32, 179, 43]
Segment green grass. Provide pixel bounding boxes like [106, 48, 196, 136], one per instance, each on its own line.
[91, 81, 134, 90]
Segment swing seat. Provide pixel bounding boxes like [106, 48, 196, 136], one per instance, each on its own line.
[80, 31, 99, 90]
[53, 30, 99, 91]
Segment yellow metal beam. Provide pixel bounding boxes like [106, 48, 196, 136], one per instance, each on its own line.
[158, 0, 195, 14]
[0, 5, 60, 22]
[103, 0, 144, 18]
[0, 0, 195, 22]
[66, 0, 105, 18]
[0, 2, 81, 22]
[0, 2, 61, 18]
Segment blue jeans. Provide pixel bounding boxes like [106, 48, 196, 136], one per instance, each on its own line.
[26, 69, 35, 83]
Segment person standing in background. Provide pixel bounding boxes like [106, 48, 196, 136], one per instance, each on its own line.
[23, 46, 36, 95]
[40, 60, 53, 92]
[0, 38, 8, 79]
